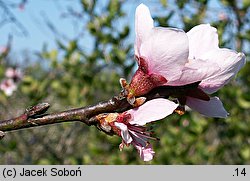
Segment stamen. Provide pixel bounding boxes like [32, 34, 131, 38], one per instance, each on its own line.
[129, 129, 159, 141]
[129, 132, 147, 147]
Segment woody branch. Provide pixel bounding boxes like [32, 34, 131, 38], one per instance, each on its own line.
[0, 82, 199, 139]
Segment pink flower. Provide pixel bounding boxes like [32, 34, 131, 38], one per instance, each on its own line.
[0, 67, 23, 96]
[133, 143, 155, 162]
[180, 24, 246, 118]
[126, 4, 246, 118]
[99, 98, 178, 161]
[5, 67, 23, 82]
[121, 4, 191, 102]
[0, 79, 17, 96]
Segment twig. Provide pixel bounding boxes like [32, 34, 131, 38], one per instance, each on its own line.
[0, 82, 200, 139]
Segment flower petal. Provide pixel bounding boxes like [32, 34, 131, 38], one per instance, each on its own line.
[133, 143, 155, 161]
[135, 3, 154, 57]
[0, 79, 17, 96]
[114, 122, 133, 144]
[139, 27, 189, 85]
[199, 49, 246, 94]
[171, 58, 221, 85]
[128, 98, 178, 125]
[187, 24, 219, 59]
[186, 96, 228, 118]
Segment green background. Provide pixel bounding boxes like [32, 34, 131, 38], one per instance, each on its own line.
[0, 0, 250, 164]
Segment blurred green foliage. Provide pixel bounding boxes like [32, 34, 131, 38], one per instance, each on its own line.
[0, 0, 250, 164]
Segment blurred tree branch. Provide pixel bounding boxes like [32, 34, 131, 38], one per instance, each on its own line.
[0, 0, 28, 36]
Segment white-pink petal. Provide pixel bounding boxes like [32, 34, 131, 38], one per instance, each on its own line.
[5, 68, 16, 78]
[199, 49, 246, 94]
[0, 79, 17, 96]
[114, 122, 133, 144]
[171, 58, 221, 85]
[139, 27, 189, 85]
[187, 24, 219, 59]
[135, 3, 154, 57]
[128, 98, 178, 126]
[186, 96, 229, 118]
[133, 143, 155, 161]
[5, 68, 23, 79]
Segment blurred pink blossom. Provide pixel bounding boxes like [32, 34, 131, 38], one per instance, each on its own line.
[5, 67, 23, 81]
[1, 67, 23, 96]
[0, 79, 17, 96]
[182, 119, 190, 127]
